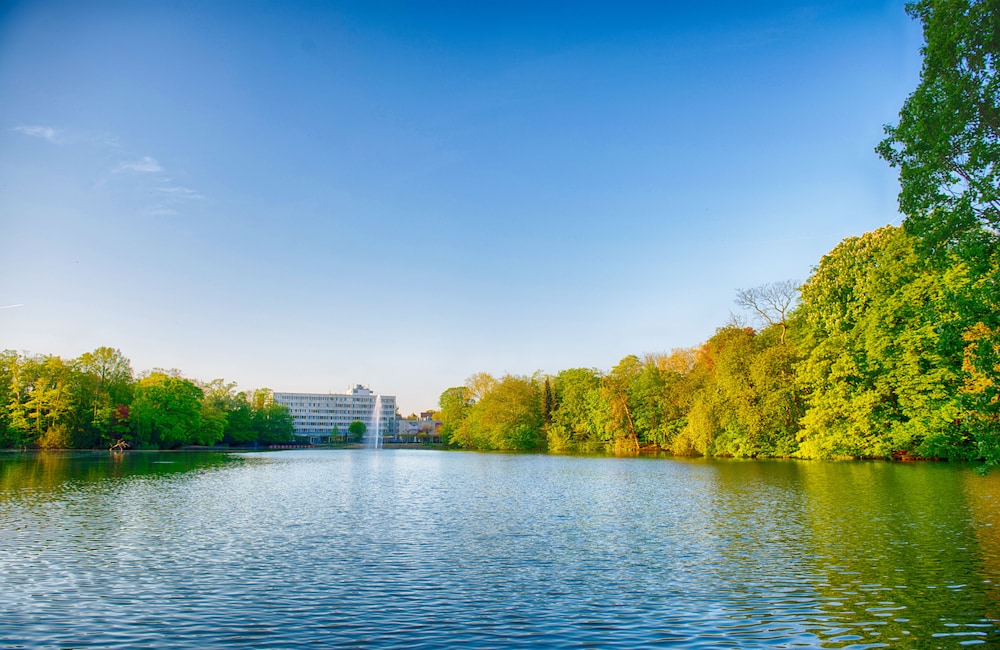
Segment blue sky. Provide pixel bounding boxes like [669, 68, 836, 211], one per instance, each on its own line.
[0, 1, 922, 414]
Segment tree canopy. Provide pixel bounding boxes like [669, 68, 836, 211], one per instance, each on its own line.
[0, 348, 293, 450]
[877, 0, 1000, 255]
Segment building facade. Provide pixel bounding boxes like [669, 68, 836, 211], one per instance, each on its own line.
[273, 385, 397, 444]
[396, 415, 442, 443]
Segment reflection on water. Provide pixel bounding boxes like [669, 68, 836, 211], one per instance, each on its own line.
[0, 450, 997, 648]
[0, 450, 240, 492]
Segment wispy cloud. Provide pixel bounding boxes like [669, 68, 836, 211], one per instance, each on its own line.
[14, 125, 61, 143]
[104, 151, 209, 213]
[155, 185, 206, 200]
[0, 304, 25, 309]
[114, 156, 163, 173]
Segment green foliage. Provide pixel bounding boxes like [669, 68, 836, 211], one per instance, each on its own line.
[251, 396, 295, 445]
[0, 350, 291, 450]
[601, 356, 643, 453]
[548, 368, 604, 451]
[673, 326, 801, 458]
[794, 227, 966, 459]
[542, 378, 554, 426]
[348, 420, 367, 443]
[74, 347, 134, 447]
[1, 354, 78, 449]
[449, 375, 544, 450]
[437, 386, 471, 445]
[130, 373, 204, 448]
[877, 0, 1000, 255]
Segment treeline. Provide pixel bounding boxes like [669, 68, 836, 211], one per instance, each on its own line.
[438, 0, 1000, 465]
[0, 348, 294, 449]
[437, 225, 999, 464]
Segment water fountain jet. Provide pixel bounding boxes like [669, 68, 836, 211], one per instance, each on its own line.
[368, 393, 382, 449]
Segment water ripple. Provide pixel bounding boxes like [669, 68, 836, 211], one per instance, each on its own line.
[0, 451, 998, 648]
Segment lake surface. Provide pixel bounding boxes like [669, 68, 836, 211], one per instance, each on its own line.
[1, 450, 998, 649]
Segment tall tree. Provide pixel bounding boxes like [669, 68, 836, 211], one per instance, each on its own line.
[438, 386, 471, 446]
[877, 0, 1000, 254]
[75, 347, 133, 447]
[23, 356, 76, 448]
[0, 351, 18, 447]
[601, 356, 643, 453]
[542, 377, 554, 426]
[877, 0, 1000, 468]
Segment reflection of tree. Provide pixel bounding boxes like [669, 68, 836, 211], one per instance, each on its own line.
[797, 462, 996, 645]
[962, 470, 1000, 621]
[0, 451, 239, 493]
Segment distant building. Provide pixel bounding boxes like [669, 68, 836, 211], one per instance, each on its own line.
[273, 385, 397, 444]
[397, 412, 442, 443]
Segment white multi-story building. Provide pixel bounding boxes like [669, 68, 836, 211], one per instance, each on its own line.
[273, 385, 396, 444]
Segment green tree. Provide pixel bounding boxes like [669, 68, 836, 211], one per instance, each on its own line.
[877, 0, 1000, 254]
[601, 356, 643, 453]
[548, 368, 603, 451]
[455, 374, 543, 450]
[0, 351, 23, 447]
[250, 389, 295, 445]
[196, 379, 244, 446]
[671, 324, 801, 458]
[5, 353, 36, 449]
[74, 347, 134, 447]
[130, 372, 204, 448]
[348, 420, 367, 443]
[794, 226, 965, 459]
[220, 393, 254, 445]
[437, 386, 471, 446]
[542, 377, 554, 426]
[20, 356, 76, 449]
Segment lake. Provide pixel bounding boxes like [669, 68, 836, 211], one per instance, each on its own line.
[1, 450, 998, 648]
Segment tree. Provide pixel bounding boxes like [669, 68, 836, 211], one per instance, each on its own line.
[465, 372, 498, 402]
[437, 386, 471, 446]
[348, 420, 366, 443]
[548, 368, 603, 451]
[877, 0, 1000, 254]
[601, 356, 643, 453]
[219, 393, 254, 445]
[472, 375, 544, 450]
[876, 0, 1000, 469]
[542, 377, 554, 425]
[794, 226, 966, 459]
[250, 391, 295, 445]
[4, 352, 37, 449]
[130, 372, 204, 448]
[196, 379, 243, 445]
[75, 347, 133, 447]
[735, 280, 799, 345]
[22, 356, 76, 449]
[0, 351, 17, 446]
